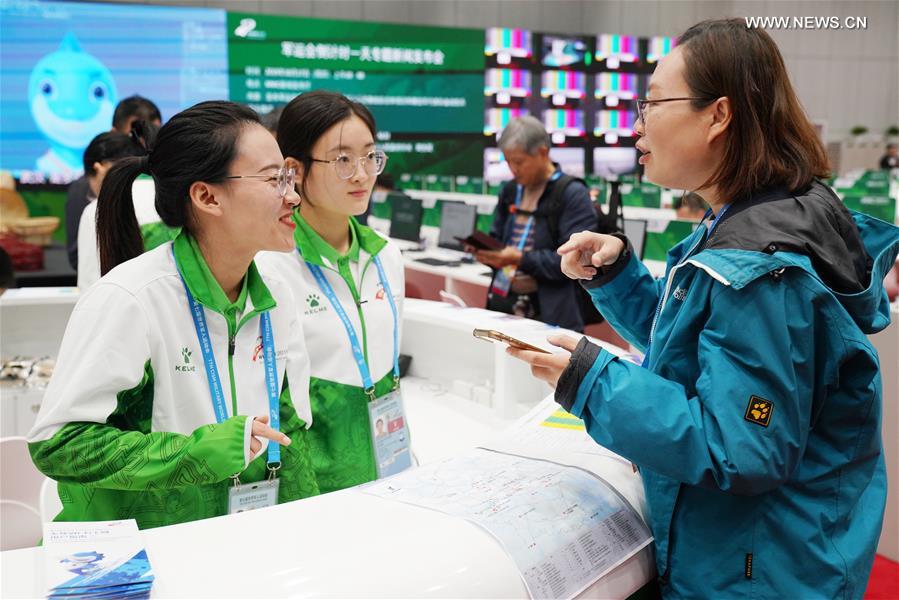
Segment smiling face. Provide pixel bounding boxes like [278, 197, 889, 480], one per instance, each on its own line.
[300, 114, 377, 217]
[635, 46, 723, 194]
[211, 124, 299, 254]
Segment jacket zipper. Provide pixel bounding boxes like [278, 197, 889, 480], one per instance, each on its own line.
[226, 307, 267, 418]
[647, 232, 706, 348]
[226, 316, 237, 417]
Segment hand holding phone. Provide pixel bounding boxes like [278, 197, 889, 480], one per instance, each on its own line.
[472, 328, 551, 353]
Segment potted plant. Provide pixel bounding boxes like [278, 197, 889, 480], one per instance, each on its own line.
[885, 125, 899, 144]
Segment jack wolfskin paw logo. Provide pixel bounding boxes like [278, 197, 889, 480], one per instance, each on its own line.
[745, 395, 773, 427]
[181, 347, 191, 364]
[306, 293, 320, 308]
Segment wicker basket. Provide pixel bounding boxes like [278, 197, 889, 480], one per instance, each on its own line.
[7, 216, 60, 246]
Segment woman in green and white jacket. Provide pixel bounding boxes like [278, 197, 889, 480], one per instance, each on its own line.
[28, 101, 319, 529]
[257, 91, 407, 494]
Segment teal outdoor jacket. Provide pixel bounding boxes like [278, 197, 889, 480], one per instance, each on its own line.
[556, 181, 899, 598]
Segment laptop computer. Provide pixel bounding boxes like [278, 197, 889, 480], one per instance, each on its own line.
[623, 218, 648, 260]
[388, 193, 423, 243]
[437, 201, 478, 251]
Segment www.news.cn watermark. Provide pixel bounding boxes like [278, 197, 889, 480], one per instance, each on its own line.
[745, 16, 868, 30]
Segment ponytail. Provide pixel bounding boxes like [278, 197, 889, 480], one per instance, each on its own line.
[96, 156, 146, 276]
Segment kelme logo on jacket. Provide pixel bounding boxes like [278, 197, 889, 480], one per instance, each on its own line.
[304, 293, 327, 316]
[175, 347, 197, 373]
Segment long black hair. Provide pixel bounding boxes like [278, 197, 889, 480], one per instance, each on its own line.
[82, 131, 144, 176]
[96, 101, 260, 275]
[276, 90, 376, 201]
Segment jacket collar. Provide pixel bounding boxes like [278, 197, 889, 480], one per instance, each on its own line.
[172, 231, 275, 315]
[293, 210, 386, 268]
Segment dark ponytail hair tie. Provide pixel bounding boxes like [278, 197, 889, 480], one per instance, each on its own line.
[137, 154, 152, 175]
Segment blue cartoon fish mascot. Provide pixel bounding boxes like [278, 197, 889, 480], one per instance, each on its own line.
[28, 32, 117, 178]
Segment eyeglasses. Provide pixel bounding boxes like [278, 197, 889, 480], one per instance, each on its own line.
[635, 97, 707, 124]
[311, 150, 387, 180]
[224, 165, 296, 197]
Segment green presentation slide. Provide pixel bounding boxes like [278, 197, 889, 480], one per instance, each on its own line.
[227, 12, 484, 134]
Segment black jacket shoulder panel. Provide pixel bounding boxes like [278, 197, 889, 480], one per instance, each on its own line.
[704, 181, 871, 294]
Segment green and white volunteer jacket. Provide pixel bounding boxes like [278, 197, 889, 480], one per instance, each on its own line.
[29, 232, 319, 529]
[256, 213, 404, 494]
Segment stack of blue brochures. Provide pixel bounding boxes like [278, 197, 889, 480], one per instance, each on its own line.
[42, 520, 154, 599]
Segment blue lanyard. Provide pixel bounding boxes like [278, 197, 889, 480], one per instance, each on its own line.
[706, 204, 730, 237]
[174, 252, 282, 467]
[511, 170, 562, 250]
[306, 254, 400, 399]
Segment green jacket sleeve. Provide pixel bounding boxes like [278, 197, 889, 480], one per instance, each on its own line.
[29, 416, 249, 490]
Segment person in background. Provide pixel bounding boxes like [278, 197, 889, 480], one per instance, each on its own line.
[256, 90, 407, 494]
[508, 19, 899, 598]
[82, 131, 145, 203]
[262, 105, 284, 137]
[76, 125, 164, 290]
[29, 101, 319, 528]
[879, 143, 898, 170]
[473, 116, 597, 331]
[673, 190, 707, 221]
[66, 95, 162, 269]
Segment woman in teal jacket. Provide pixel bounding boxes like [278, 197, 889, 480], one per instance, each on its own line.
[509, 19, 899, 599]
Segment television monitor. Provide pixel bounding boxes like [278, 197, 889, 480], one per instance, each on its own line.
[437, 201, 478, 251]
[485, 28, 533, 61]
[593, 147, 638, 178]
[646, 36, 677, 64]
[595, 34, 639, 66]
[623, 218, 648, 260]
[540, 71, 586, 100]
[593, 110, 637, 137]
[484, 69, 531, 99]
[542, 109, 585, 137]
[484, 107, 529, 136]
[0, 0, 228, 185]
[540, 35, 588, 68]
[594, 72, 639, 101]
[484, 147, 585, 183]
[388, 193, 423, 242]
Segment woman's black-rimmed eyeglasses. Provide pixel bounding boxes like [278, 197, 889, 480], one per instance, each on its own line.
[635, 97, 706, 123]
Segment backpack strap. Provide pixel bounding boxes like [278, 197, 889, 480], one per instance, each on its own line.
[538, 174, 584, 246]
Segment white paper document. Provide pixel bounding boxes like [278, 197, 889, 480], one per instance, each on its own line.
[362, 448, 652, 599]
[488, 398, 632, 465]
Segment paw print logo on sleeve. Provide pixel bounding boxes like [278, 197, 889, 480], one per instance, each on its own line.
[744, 395, 773, 427]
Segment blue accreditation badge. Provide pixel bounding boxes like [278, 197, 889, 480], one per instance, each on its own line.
[368, 390, 412, 478]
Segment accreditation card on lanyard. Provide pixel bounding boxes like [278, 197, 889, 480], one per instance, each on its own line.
[306, 254, 411, 478]
[491, 170, 562, 297]
[174, 249, 282, 514]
